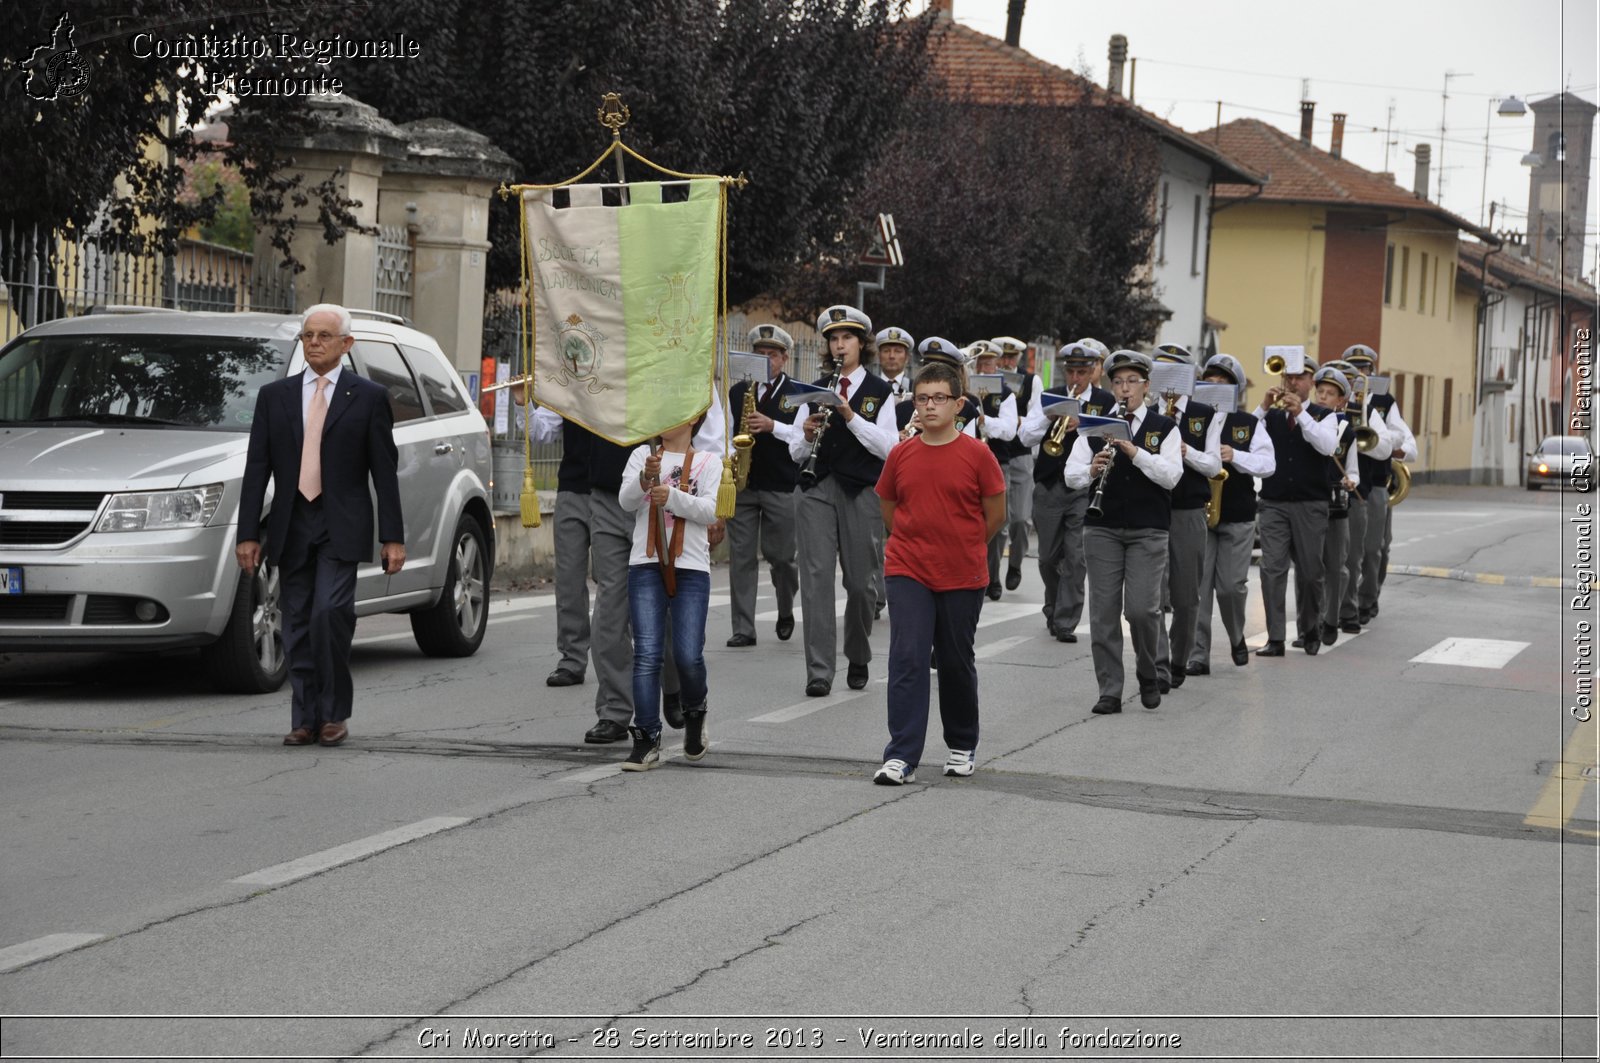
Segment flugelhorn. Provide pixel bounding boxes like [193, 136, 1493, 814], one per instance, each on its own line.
[1041, 414, 1073, 457]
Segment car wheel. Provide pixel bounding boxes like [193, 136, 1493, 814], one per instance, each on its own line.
[203, 560, 289, 693]
[410, 514, 489, 657]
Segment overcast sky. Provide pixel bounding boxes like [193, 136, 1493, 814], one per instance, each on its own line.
[931, 0, 1599, 280]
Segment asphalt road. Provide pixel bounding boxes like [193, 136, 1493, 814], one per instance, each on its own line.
[0, 484, 1593, 1061]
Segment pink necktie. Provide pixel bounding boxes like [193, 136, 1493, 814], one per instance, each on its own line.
[299, 376, 329, 500]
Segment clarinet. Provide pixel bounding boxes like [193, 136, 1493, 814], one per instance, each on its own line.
[798, 361, 842, 487]
[1085, 402, 1126, 519]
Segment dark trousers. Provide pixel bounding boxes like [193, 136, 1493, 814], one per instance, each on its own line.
[882, 576, 983, 771]
[280, 496, 358, 730]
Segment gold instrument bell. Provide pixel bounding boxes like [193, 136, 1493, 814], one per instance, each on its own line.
[1389, 461, 1412, 507]
[1042, 414, 1072, 457]
[731, 385, 756, 490]
[1205, 469, 1229, 529]
[1264, 352, 1287, 374]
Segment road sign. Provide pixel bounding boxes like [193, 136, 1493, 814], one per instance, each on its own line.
[859, 213, 903, 268]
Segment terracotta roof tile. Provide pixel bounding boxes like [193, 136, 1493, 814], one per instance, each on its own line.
[1459, 240, 1598, 299]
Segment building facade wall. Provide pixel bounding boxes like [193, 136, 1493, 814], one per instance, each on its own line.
[1150, 145, 1214, 354]
[1318, 211, 1387, 360]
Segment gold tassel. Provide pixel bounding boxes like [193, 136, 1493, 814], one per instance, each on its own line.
[520, 465, 541, 528]
[715, 457, 737, 519]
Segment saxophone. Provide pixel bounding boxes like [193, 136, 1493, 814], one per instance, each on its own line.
[1205, 468, 1230, 529]
[732, 384, 757, 490]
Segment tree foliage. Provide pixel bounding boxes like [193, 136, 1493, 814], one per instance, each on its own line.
[786, 88, 1167, 347]
[332, 0, 935, 303]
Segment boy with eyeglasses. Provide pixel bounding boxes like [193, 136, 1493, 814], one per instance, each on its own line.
[871, 355, 1007, 785]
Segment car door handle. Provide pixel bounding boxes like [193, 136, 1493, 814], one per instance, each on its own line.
[433, 442, 454, 455]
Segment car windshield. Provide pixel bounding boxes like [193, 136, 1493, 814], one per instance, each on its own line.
[0, 332, 291, 431]
[1541, 437, 1592, 456]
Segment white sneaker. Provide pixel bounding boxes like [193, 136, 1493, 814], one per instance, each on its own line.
[943, 749, 976, 777]
[873, 759, 915, 785]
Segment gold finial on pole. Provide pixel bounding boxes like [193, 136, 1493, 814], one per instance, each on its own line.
[497, 181, 512, 202]
[597, 93, 630, 139]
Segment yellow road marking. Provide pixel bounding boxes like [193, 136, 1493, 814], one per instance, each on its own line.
[1524, 713, 1599, 832]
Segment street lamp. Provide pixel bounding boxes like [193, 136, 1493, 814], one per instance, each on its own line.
[1480, 95, 1529, 227]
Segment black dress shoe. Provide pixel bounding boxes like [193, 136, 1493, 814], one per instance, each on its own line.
[1168, 671, 1185, 689]
[1319, 623, 1339, 646]
[726, 633, 757, 648]
[986, 583, 1002, 601]
[1186, 661, 1210, 676]
[1157, 676, 1171, 694]
[805, 678, 831, 697]
[1340, 620, 1361, 635]
[1056, 630, 1078, 644]
[1255, 641, 1286, 657]
[775, 615, 795, 641]
[1304, 637, 1320, 656]
[874, 603, 884, 620]
[1005, 568, 1022, 590]
[1370, 602, 1380, 618]
[662, 691, 684, 729]
[1358, 608, 1372, 625]
[1291, 637, 1304, 648]
[1140, 687, 1161, 709]
[584, 719, 629, 744]
[545, 668, 584, 687]
[1091, 696, 1122, 715]
[1231, 640, 1250, 666]
[847, 663, 869, 690]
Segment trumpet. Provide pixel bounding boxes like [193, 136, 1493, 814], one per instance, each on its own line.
[798, 365, 843, 486]
[1041, 414, 1073, 457]
[1264, 353, 1287, 375]
[731, 384, 757, 490]
[1205, 468, 1229, 529]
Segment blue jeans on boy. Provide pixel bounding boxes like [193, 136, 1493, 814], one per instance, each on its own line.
[628, 565, 710, 737]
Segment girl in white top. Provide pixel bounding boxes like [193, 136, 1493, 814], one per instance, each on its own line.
[615, 417, 721, 770]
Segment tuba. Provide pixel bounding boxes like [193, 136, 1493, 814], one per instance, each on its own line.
[1388, 461, 1412, 507]
[731, 384, 757, 490]
[1205, 469, 1229, 529]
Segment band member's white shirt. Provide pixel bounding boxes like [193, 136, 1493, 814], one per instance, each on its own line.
[1063, 404, 1183, 491]
[785, 364, 898, 464]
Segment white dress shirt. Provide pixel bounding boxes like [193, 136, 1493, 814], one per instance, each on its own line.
[1221, 417, 1277, 478]
[786, 365, 898, 464]
[1168, 395, 1224, 478]
[1063, 404, 1184, 491]
[302, 365, 343, 423]
[1018, 383, 1094, 448]
[978, 392, 1019, 443]
[1252, 400, 1341, 456]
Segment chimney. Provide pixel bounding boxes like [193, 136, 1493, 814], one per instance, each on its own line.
[930, 0, 952, 17]
[1413, 143, 1431, 199]
[1107, 34, 1127, 96]
[1004, 0, 1025, 47]
[1330, 113, 1346, 159]
[1299, 100, 1315, 145]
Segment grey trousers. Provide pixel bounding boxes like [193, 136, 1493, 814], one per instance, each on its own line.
[1000, 454, 1034, 573]
[1156, 507, 1206, 684]
[1340, 494, 1368, 623]
[1083, 526, 1168, 699]
[1381, 498, 1394, 586]
[1033, 480, 1089, 631]
[1258, 498, 1329, 643]
[551, 491, 593, 675]
[1359, 486, 1389, 612]
[588, 491, 676, 725]
[727, 486, 798, 640]
[1320, 515, 1349, 630]
[1192, 520, 1253, 665]
[796, 476, 879, 684]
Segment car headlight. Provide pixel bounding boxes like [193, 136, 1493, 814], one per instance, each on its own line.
[96, 484, 225, 532]
[1537, 462, 1550, 474]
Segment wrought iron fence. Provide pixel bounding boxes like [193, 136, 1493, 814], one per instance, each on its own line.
[373, 224, 414, 322]
[0, 223, 294, 342]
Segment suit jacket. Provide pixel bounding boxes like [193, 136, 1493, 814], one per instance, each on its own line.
[239, 370, 404, 564]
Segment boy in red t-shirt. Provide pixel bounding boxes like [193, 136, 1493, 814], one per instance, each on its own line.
[872, 357, 1007, 784]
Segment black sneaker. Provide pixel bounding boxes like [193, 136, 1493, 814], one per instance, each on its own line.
[682, 707, 708, 761]
[621, 727, 660, 772]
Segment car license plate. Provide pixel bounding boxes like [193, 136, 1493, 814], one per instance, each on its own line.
[1, 567, 22, 594]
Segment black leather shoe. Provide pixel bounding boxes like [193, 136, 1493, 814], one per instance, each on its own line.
[1091, 696, 1122, 715]
[874, 603, 884, 620]
[847, 664, 869, 690]
[1320, 624, 1339, 646]
[1231, 640, 1250, 666]
[1157, 676, 1171, 694]
[1140, 686, 1161, 709]
[1358, 607, 1373, 625]
[584, 719, 628, 744]
[1291, 637, 1304, 648]
[1005, 568, 1022, 591]
[775, 615, 795, 641]
[1168, 672, 1186, 689]
[726, 633, 757, 648]
[805, 678, 831, 697]
[1340, 620, 1361, 635]
[1370, 602, 1380, 618]
[1057, 630, 1078, 643]
[1255, 641, 1286, 657]
[546, 668, 584, 687]
[662, 692, 684, 729]
[1186, 661, 1210, 676]
[986, 583, 1002, 601]
[1304, 637, 1321, 656]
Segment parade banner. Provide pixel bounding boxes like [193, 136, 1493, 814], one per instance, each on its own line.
[523, 179, 720, 445]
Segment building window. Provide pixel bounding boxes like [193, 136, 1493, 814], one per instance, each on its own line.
[1418, 253, 1428, 314]
[1431, 257, 1440, 315]
[1394, 373, 1405, 410]
[1399, 247, 1410, 309]
[1442, 378, 1452, 437]
[1190, 194, 1203, 276]
[1447, 264, 1455, 320]
[1383, 244, 1395, 305]
[1157, 182, 1169, 264]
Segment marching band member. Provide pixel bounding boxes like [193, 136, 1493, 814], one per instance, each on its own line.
[1150, 344, 1222, 694]
[1341, 344, 1406, 624]
[993, 336, 1044, 593]
[897, 338, 983, 440]
[1308, 366, 1360, 650]
[1187, 354, 1274, 674]
[789, 306, 897, 696]
[1019, 341, 1113, 642]
[872, 359, 1007, 785]
[725, 324, 800, 648]
[1254, 355, 1340, 657]
[969, 341, 1020, 601]
[872, 326, 917, 620]
[1064, 351, 1183, 714]
[1323, 357, 1385, 637]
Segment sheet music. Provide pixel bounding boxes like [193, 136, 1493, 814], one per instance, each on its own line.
[1193, 382, 1237, 413]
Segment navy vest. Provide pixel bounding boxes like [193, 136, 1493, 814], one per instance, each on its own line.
[999, 374, 1037, 460]
[803, 371, 893, 492]
[558, 419, 592, 494]
[1085, 412, 1178, 531]
[1260, 404, 1336, 503]
[732, 375, 799, 492]
[979, 383, 1016, 465]
[1328, 414, 1356, 520]
[1356, 392, 1396, 499]
[1217, 412, 1261, 525]
[1169, 399, 1218, 511]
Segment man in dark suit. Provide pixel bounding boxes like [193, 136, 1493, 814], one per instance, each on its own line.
[237, 304, 405, 747]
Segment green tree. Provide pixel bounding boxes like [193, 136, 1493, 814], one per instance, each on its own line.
[180, 159, 253, 250]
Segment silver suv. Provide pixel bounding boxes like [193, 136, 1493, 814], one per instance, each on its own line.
[0, 308, 495, 691]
